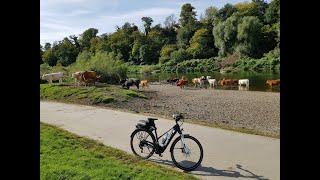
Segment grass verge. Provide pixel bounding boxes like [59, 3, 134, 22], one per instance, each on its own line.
[40, 123, 197, 180]
[40, 84, 147, 105]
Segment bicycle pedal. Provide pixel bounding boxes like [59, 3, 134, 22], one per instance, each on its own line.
[159, 154, 163, 157]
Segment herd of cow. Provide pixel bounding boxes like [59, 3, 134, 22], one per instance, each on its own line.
[41, 71, 280, 90]
[167, 76, 280, 89]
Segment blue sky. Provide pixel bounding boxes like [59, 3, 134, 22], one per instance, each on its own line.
[41, 0, 257, 45]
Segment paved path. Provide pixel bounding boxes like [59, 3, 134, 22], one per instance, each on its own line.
[40, 101, 280, 180]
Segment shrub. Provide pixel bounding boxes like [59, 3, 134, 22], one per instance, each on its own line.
[233, 47, 280, 72]
[140, 65, 160, 74]
[69, 51, 128, 84]
[162, 58, 217, 73]
[170, 49, 190, 64]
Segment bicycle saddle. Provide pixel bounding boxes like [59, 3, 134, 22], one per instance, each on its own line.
[147, 117, 158, 121]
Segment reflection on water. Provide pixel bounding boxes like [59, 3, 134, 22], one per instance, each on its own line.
[129, 71, 280, 92]
[238, 86, 249, 91]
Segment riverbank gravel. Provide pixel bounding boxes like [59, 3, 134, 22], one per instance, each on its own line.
[108, 84, 280, 136]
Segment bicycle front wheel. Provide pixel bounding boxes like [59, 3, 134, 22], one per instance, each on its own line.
[170, 135, 203, 171]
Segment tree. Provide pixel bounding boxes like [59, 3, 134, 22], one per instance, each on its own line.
[164, 14, 177, 29]
[131, 32, 147, 64]
[79, 28, 98, 50]
[44, 43, 51, 51]
[40, 44, 44, 64]
[213, 22, 226, 57]
[265, 0, 280, 24]
[55, 37, 79, 66]
[42, 49, 58, 66]
[139, 44, 154, 64]
[69, 35, 81, 51]
[187, 28, 215, 58]
[237, 16, 263, 58]
[106, 29, 133, 62]
[217, 3, 237, 21]
[179, 3, 197, 27]
[213, 15, 240, 57]
[170, 49, 189, 64]
[89, 37, 101, 54]
[252, 0, 268, 21]
[159, 44, 177, 64]
[234, 2, 257, 17]
[141, 17, 153, 35]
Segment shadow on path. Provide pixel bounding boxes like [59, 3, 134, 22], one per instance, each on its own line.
[149, 158, 268, 180]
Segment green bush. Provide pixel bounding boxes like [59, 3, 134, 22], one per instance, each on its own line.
[69, 51, 128, 84]
[161, 58, 217, 73]
[233, 47, 280, 72]
[170, 49, 190, 64]
[140, 64, 160, 74]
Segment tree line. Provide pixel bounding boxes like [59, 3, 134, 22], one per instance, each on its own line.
[40, 0, 279, 72]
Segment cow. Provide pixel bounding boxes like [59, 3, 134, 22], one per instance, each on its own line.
[167, 78, 179, 85]
[266, 79, 280, 88]
[140, 80, 150, 88]
[192, 76, 206, 88]
[238, 79, 249, 87]
[71, 71, 85, 86]
[81, 71, 101, 86]
[238, 85, 249, 91]
[176, 79, 188, 89]
[206, 76, 217, 88]
[41, 72, 63, 84]
[121, 78, 140, 89]
[218, 78, 238, 86]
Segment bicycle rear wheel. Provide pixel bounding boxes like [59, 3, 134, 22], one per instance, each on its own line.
[170, 135, 203, 171]
[130, 129, 156, 159]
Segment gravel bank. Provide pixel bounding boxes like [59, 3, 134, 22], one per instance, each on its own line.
[108, 84, 280, 136]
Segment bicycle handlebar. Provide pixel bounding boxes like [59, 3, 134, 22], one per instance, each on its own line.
[172, 113, 184, 122]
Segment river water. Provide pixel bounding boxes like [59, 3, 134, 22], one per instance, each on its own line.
[129, 71, 280, 92]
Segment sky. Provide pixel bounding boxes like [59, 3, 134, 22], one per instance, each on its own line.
[40, 0, 258, 45]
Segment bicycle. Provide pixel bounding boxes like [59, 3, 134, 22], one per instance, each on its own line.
[130, 113, 203, 171]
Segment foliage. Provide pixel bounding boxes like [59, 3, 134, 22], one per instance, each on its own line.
[265, 0, 280, 24]
[69, 51, 128, 84]
[233, 47, 280, 72]
[141, 17, 153, 35]
[41, 1, 279, 73]
[42, 49, 58, 66]
[159, 44, 177, 64]
[236, 16, 263, 58]
[79, 28, 98, 51]
[169, 48, 190, 64]
[187, 28, 215, 58]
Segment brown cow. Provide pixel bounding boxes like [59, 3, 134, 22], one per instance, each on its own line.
[81, 71, 101, 86]
[176, 79, 188, 89]
[140, 80, 149, 88]
[218, 78, 238, 86]
[266, 79, 280, 88]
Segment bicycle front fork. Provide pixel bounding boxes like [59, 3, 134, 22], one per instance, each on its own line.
[179, 129, 190, 155]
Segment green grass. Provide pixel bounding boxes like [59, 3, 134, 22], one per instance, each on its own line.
[40, 84, 147, 105]
[41, 123, 197, 180]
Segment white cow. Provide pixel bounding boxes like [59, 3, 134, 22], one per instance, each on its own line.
[238, 79, 249, 87]
[238, 85, 249, 91]
[42, 72, 64, 83]
[206, 76, 217, 88]
[71, 71, 85, 86]
[192, 76, 206, 88]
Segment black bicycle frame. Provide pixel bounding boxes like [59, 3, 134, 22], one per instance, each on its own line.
[151, 123, 182, 154]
